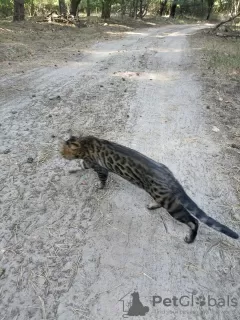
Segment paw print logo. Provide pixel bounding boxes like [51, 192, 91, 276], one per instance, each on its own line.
[195, 295, 206, 307]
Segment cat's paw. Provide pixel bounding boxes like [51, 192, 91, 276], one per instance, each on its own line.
[94, 182, 106, 190]
[184, 235, 194, 244]
[79, 159, 85, 169]
[146, 203, 161, 210]
[68, 160, 85, 174]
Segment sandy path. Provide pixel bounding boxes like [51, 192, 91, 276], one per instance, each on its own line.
[0, 25, 239, 320]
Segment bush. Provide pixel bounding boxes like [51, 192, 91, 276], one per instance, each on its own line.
[0, 0, 14, 17]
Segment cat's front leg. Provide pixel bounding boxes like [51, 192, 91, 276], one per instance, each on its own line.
[69, 159, 92, 173]
[92, 164, 109, 189]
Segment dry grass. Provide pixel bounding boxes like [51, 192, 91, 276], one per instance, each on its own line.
[0, 15, 167, 64]
[206, 36, 240, 75]
[190, 30, 240, 204]
[0, 18, 118, 64]
[0, 14, 203, 68]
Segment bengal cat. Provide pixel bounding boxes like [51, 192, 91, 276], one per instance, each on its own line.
[60, 135, 239, 243]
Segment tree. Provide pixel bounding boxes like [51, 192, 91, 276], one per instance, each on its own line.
[70, 0, 81, 16]
[129, 0, 134, 17]
[101, 0, 112, 19]
[13, 0, 25, 21]
[59, 0, 67, 17]
[133, 0, 139, 18]
[30, 0, 34, 16]
[159, 0, 168, 16]
[86, 0, 90, 16]
[169, 0, 178, 18]
[121, 0, 126, 18]
[139, 0, 143, 18]
[206, 0, 214, 20]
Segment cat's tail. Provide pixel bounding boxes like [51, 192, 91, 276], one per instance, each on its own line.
[179, 193, 239, 240]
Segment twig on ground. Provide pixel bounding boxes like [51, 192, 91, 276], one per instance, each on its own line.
[38, 295, 47, 320]
[96, 283, 123, 296]
[211, 12, 240, 32]
[201, 241, 220, 268]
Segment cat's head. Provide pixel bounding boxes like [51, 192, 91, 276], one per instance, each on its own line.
[60, 136, 85, 160]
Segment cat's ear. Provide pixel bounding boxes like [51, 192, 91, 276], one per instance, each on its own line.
[68, 128, 82, 138]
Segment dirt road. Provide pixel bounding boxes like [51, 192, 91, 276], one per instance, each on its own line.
[0, 25, 239, 320]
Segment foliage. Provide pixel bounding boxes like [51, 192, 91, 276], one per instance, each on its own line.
[0, 0, 239, 18]
[214, 0, 240, 15]
[0, 0, 13, 16]
[0, 0, 67, 17]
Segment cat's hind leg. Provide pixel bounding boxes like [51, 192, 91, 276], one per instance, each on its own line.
[168, 205, 199, 243]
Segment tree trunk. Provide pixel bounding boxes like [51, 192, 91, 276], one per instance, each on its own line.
[206, 0, 214, 20]
[234, 0, 240, 15]
[101, 0, 112, 19]
[86, 0, 90, 16]
[134, 0, 139, 19]
[139, 0, 143, 18]
[30, 0, 34, 16]
[169, 1, 177, 18]
[13, 0, 25, 21]
[159, 0, 168, 16]
[206, 5, 213, 20]
[59, 0, 67, 17]
[129, 0, 134, 17]
[70, 0, 81, 16]
[121, 0, 126, 18]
